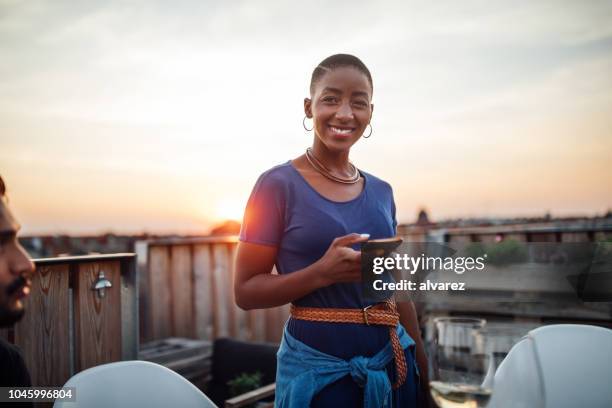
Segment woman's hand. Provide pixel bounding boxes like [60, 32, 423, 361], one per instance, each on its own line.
[315, 233, 370, 286]
[233, 233, 369, 310]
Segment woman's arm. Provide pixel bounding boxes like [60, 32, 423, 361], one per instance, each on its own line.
[397, 300, 435, 407]
[234, 233, 369, 310]
[233, 241, 325, 310]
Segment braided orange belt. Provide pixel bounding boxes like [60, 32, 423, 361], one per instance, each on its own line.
[290, 298, 407, 389]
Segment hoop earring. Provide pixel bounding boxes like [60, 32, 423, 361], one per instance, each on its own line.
[303, 116, 313, 131]
[363, 123, 373, 138]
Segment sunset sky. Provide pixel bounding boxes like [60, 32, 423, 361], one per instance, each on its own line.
[1, 1, 611, 235]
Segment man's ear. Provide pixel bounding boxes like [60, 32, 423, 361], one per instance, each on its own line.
[304, 97, 313, 118]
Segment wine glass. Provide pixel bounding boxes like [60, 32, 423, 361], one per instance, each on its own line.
[429, 317, 495, 408]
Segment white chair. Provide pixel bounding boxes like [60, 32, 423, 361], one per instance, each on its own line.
[53, 360, 217, 408]
[490, 324, 612, 408]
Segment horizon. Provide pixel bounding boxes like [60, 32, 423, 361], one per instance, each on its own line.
[15, 210, 611, 237]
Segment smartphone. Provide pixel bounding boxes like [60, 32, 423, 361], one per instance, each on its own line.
[361, 237, 403, 256]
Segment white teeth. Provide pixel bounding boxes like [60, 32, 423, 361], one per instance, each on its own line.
[330, 127, 352, 134]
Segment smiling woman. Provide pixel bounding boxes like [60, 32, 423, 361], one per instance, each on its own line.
[306, 63, 373, 154]
[233, 54, 428, 407]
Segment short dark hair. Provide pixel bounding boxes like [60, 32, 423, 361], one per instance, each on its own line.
[309, 54, 373, 96]
[0, 175, 5, 197]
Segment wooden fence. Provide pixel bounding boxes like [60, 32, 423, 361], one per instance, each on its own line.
[0, 254, 138, 387]
[398, 223, 612, 244]
[136, 236, 289, 345]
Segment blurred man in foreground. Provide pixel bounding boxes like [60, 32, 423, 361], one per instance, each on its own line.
[0, 175, 35, 393]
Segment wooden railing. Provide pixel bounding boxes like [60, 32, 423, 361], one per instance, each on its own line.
[0, 254, 138, 387]
[397, 222, 612, 244]
[135, 236, 289, 344]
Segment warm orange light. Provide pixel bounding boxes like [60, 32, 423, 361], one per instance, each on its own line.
[214, 198, 245, 222]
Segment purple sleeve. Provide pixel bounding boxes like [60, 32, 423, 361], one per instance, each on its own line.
[239, 172, 286, 247]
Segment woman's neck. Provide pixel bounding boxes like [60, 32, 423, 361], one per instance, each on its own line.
[310, 142, 352, 176]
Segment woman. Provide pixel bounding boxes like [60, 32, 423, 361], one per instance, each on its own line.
[234, 54, 428, 407]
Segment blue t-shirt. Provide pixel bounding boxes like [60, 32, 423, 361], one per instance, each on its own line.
[240, 161, 420, 406]
[239, 161, 398, 358]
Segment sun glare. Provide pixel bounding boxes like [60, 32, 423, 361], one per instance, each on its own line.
[215, 199, 245, 222]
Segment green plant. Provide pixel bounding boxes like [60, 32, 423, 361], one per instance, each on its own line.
[465, 242, 486, 258]
[464, 239, 528, 265]
[486, 239, 528, 265]
[227, 371, 263, 400]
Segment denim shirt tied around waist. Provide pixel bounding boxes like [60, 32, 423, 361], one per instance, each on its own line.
[275, 322, 416, 408]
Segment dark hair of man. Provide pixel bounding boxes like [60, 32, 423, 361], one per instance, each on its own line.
[0, 175, 5, 197]
[309, 54, 373, 96]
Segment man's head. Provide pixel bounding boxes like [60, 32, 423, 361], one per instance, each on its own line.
[0, 175, 35, 327]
